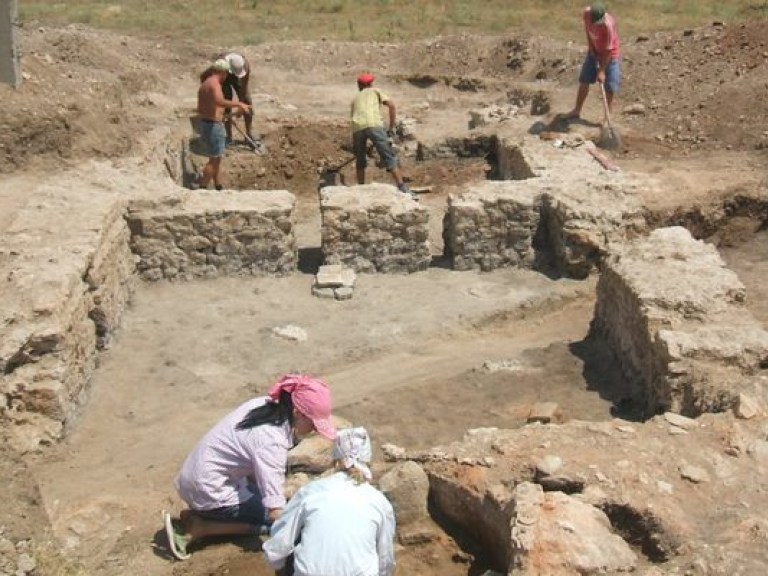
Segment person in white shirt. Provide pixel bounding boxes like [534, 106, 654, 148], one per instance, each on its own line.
[263, 427, 396, 576]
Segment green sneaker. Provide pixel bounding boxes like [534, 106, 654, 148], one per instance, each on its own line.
[163, 510, 191, 560]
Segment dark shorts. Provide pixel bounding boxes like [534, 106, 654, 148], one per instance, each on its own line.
[198, 119, 226, 158]
[353, 126, 397, 171]
[193, 493, 267, 527]
[578, 53, 621, 94]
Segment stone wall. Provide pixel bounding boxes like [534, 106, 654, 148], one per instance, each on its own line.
[493, 137, 536, 181]
[127, 190, 297, 281]
[320, 184, 431, 273]
[539, 182, 647, 279]
[592, 226, 768, 417]
[444, 181, 646, 277]
[443, 136, 648, 277]
[86, 203, 138, 347]
[1, 184, 297, 450]
[0, 185, 138, 450]
[444, 182, 540, 272]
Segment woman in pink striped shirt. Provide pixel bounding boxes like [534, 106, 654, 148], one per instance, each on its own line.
[163, 374, 336, 561]
[566, 3, 622, 119]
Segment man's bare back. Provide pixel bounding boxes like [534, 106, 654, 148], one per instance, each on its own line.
[198, 75, 225, 122]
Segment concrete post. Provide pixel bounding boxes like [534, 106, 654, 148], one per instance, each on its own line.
[0, 0, 21, 88]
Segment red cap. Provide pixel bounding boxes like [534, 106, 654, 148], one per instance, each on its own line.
[267, 374, 336, 439]
[357, 73, 375, 85]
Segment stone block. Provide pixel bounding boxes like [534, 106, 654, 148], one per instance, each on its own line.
[445, 181, 541, 272]
[315, 264, 357, 289]
[735, 393, 760, 420]
[311, 285, 336, 299]
[511, 482, 638, 574]
[334, 286, 354, 300]
[379, 461, 430, 526]
[320, 185, 431, 273]
[127, 190, 297, 280]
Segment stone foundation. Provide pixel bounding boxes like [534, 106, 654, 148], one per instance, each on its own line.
[592, 226, 768, 417]
[320, 184, 431, 273]
[443, 136, 648, 277]
[444, 182, 540, 272]
[0, 191, 137, 449]
[493, 137, 536, 181]
[127, 190, 297, 281]
[1, 176, 298, 450]
[540, 181, 647, 279]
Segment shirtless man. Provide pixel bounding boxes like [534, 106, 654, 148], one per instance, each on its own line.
[196, 59, 251, 190]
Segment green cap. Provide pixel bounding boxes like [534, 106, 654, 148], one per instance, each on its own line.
[590, 3, 606, 24]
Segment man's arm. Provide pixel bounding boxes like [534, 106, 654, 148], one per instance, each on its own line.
[382, 99, 396, 132]
[213, 83, 250, 112]
[597, 54, 610, 83]
[237, 74, 252, 106]
[585, 29, 595, 56]
[596, 22, 615, 83]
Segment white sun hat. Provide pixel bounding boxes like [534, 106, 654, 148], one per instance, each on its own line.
[225, 53, 247, 79]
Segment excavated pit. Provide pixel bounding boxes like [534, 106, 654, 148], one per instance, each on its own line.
[3, 121, 768, 575]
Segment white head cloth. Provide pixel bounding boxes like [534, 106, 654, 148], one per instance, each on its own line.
[332, 427, 373, 481]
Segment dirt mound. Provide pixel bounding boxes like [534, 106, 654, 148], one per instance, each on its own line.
[0, 23, 209, 173]
[226, 120, 350, 195]
[622, 21, 768, 152]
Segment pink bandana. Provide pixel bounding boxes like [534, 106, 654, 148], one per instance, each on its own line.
[268, 374, 336, 440]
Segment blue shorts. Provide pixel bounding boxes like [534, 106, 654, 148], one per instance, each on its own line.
[353, 126, 397, 171]
[578, 53, 621, 94]
[198, 119, 226, 158]
[193, 493, 267, 527]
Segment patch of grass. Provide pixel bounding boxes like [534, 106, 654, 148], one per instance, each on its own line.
[17, 0, 768, 45]
[745, 1, 768, 13]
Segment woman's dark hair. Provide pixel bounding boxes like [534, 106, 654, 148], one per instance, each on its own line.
[236, 390, 294, 430]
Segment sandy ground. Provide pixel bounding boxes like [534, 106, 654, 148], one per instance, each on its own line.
[29, 265, 595, 575]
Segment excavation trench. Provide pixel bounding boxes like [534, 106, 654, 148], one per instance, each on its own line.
[5, 125, 768, 575]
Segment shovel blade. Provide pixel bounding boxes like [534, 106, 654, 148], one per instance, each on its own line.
[244, 135, 267, 156]
[598, 125, 622, 151]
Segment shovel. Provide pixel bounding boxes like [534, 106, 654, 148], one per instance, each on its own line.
[319, 156, 355, 190]
[226, 114, 266, 155]
[597, 82, 622, 151]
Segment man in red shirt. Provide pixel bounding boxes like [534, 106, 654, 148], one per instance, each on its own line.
[566, 3, 621, 119]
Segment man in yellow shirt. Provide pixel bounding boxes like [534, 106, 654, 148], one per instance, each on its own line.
[350, 73, 414, 199]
